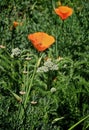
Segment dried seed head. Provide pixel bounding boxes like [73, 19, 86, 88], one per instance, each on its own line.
[19, 91, 26, 95]
[31, 101, 37, 105]
[0, 45, 6, 49]
[25, 57, 32, 60]
[23, 71, 28, 74]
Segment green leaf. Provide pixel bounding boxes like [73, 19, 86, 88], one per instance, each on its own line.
[52, 117, 64, 124]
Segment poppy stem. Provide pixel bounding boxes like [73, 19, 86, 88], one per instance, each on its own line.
[55, 34, 58, 58]
[52, 0, 58, 57]
[62, 20, 65, 44]
[55, 21, 64, 58]
[11, 27, 15, 49]
[62, 20, 64, 29]
[24, 53, 44, 108]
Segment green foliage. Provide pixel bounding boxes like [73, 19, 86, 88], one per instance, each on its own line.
[0, 0, 89, 130]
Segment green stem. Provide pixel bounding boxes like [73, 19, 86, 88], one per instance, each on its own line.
[24, 53, 44, 108]
[52, 0, 55, 10]
[55, 34, 58, 58]
[18, 54, 44, 121]
[24, 63, 37, 108]
[61, 20, 65, 44]
[51, 0, 58, 58]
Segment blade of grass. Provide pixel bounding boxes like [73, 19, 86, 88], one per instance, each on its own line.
[68, 114, 89, 130]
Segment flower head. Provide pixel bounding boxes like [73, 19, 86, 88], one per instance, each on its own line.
[13, 21, 22, 28]
[50, 87, 57, 93]
[37, 59, 58, 73]
[28, 32, 55, 51]
[11, 48, 21, 57]
[55, 6, 73, 20]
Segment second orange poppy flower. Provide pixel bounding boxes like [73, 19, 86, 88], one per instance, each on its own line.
[55, 6, 73, 20]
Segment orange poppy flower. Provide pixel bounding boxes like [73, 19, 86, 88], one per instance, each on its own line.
[13, 21, 22, 28]
[55, 6, 73, 20]
[28, 32, 55, 51]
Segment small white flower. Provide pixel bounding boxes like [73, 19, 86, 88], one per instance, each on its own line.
[11, 48, 21, 57]
[50, 87, 57, 93]
[37, 66, 48, 72]
[50, 64, 59, 70]
[37, 59, 59, 72]
[44, 59, 54, 68]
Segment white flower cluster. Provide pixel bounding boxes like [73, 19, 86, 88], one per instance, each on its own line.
[11, 48, 21, 57]
[37, 59, 58, 73]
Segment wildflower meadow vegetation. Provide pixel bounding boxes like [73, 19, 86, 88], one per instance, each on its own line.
[0, 0, 89, 130]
